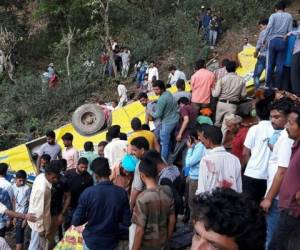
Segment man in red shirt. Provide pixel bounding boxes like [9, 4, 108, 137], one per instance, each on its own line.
[168, 97, 198, 165]
[191, 59, 215, 111]
[224, 114, 249, 167]
[269, 106, 300, 249]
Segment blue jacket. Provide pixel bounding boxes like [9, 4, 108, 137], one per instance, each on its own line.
[185, 142, 206, 180]
[72, 181, 131, 250]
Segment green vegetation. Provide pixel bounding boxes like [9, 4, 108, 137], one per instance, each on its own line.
[0, 0, 287, 149]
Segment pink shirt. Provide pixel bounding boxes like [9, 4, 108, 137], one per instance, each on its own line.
[191, 68, 215, 104]
[62, 147, 79, 170]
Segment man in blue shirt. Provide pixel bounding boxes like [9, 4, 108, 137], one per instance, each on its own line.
[72, 157, 131, 250]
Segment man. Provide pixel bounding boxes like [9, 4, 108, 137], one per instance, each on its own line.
[243, 99, 274, 204]
[0, 201, 36, 250]
[146, 61, 159, 86]
[185, 124, 207, 221]
[144, 150, 182, 216]
[12, 170, 31, 250]
[168, 65, 186, 86]
[64, 157, 93, 230]
[37, 130, 62, 172]
[28, 161, 61, 250]
[128, 117, 160, 152]
[269, 106, 300, 250]
[80, 141, 99, 174]
[132, 157, 176, 250]
[129, 137, 150, 250]
[137, 92, 161, 138]
[117, 82, 127, 107]
[72, 157, 131, 250]
[212, 60, 247, 133]
[129, 137, 150, 210]
[263, 1, 293, 88]
[121, 47, 130, 78]
[224, 114, 248, 164]
[191, 188, 266, 250]
[173, 79, 191, 102]
[259, 99, 294, 248]
[151, 80, 179, 161]
[196, 125, 242, 194]
[168, 97, 198, 165]
[253, 19, 269, 89]
[104, 125, 128, 169]
[286, 25, 300, 96]
[27, 126, 38, 142]
[191, 59, 215, 111]
[202, 8, 212, 41]
[0, 163, 12, 238]
[97, 141, 107, 157]
[62, 133, 79, 170]
[47, 160, 71, 250]
[197, 5, 206, 34]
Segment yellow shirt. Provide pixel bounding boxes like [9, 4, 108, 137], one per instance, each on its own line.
[128, 130, 156, 149]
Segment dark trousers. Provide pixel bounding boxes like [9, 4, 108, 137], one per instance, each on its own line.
[291, 52, 300, 96]
[63, 208, 75, 231]
[269, 210, 300, 250]
[242, 175, 267, 204]
[281, 66, 291, 91]
[266, 37, 287, 88]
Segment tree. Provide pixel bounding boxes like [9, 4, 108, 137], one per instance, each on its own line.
[0, 26, 17, 82]
[87, 0, 117, 77]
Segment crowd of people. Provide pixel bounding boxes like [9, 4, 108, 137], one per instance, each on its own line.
[197, 7, 224, 48]
[1, 1, 300, 250]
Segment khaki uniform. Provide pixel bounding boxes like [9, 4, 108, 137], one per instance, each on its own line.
[212, 72, 247, 134]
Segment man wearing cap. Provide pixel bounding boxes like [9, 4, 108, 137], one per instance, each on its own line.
[72, 157, 131, 250]
[224, 114, 248, 165]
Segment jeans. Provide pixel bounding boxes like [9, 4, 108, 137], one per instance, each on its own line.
[136, 70, 146, 87]
[209, 30, 218, 46]
[266, 199, 280, 249]
[253, 56, 266, 89]
[266, 37, 287, 88]
[269, 210, 300, 250]
[63, 208, 75, 231]
[160, 122, 177, 161]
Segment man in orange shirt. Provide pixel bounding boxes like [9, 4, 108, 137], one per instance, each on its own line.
[191, 59, 215, 111]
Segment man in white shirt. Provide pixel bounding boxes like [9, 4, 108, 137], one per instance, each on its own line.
[168, 65, 187, 85]
[243, 99, 274, 204]
[259, 99, 294, 248]
[146, 61, 159, 90]
[121, 47, 130, 78]
[117, 82, 127, 107]
[196, 125, 242, 195]
[28, 161, 61, 250]
[104, 125, 127, 170]
[62, 133, 79, 171]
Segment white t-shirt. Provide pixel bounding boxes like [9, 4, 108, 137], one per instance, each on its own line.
[244, 120, 274, 179]
[169, 70, 187, 85]
[147, 67, 159, 83]
[266, 129, 293, 200]
[117, 84, 128, 103]
[12, 184, 31, 213]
